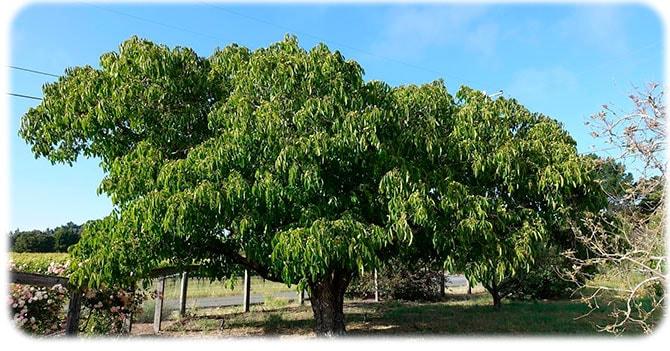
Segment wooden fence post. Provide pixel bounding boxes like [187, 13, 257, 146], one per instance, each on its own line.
[467, 277, 472, 295]
[153, 276, 166, 333]
[179, 272, 189, 317]
[374, 269, 379, 302]
[298, 289, 304, 306]
[125, 312, 133, 334]
[65, 288, 81, 335]
[242, 270, 250, 312]
[440, 270, 446, 297]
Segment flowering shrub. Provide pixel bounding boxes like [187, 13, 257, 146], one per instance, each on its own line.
[79, 287, 147, 334]
[47, 261, 69, 276]
[9, 256, 146, 336]
[9, 284, 68, 335]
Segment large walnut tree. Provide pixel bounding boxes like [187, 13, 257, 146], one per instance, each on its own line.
[19, 36, 597, 335]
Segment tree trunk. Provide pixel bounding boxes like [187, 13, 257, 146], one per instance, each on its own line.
[491, 291, 502, 309]
[484, 280, 502, 309]
[308, 270, 353, 337]
[439, 271, 445, 298]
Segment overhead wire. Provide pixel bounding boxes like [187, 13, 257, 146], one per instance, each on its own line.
[198, 1, 484, 89]
[7, 65, 57, 101]
[8, 65, 59, 78]
[7, 92, 42, 100]
[85, 1, 230, 44]
[10, 5, 662, 102]
[84, 1, 487, 90]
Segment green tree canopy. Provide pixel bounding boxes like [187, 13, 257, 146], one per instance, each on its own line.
[19, 35, 600, 334]
[9, 222, 82, 253]
[53, 222, 83, 252]
[11, 230, 55, 253]
[384, 86, 606, 307]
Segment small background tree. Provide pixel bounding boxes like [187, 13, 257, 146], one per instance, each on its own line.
[416, 88, 604, 308]
[11, 230, 55, 253]
[9, 222, 82, 253]
[564, 83, 666, 334]
[53, 222, 83, 252]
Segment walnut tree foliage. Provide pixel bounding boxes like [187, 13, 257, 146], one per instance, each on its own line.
[386, 86, 604, 305]
[19, 35, 598, 305]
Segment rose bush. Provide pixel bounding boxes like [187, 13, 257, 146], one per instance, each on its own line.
[9, 283, 68, 335]
[78, 285, 146, 334]
[9, 256, 146, 335]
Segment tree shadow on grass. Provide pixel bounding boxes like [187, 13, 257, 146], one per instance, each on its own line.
[163, 297, 633, 336]
[345, 299, 629, 336]
[259, 313, 314, 335]
[441, 291, 488, 302]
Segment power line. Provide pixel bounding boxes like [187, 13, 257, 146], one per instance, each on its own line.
[8, 65, 59, 78]
[8, 92, 42, 100]
[12, 5, 661, 99]
[86, 2, 228, 44]
[198, 1, 482, 88]
[7, 65, 52, 100]
[86, 1, 485, 89]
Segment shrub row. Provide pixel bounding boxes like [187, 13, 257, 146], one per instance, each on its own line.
[347, 257, 444, 301]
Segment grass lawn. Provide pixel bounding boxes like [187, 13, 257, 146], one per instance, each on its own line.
[131, 290, 654, 337]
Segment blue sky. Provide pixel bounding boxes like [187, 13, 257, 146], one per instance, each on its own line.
[8, 2, 664, 231]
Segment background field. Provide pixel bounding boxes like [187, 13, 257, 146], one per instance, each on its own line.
[161, 275, 295, 299]
[9, 252, 68, 273]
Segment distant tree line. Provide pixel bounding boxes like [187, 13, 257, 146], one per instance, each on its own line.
[9, 222, 83, 253]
